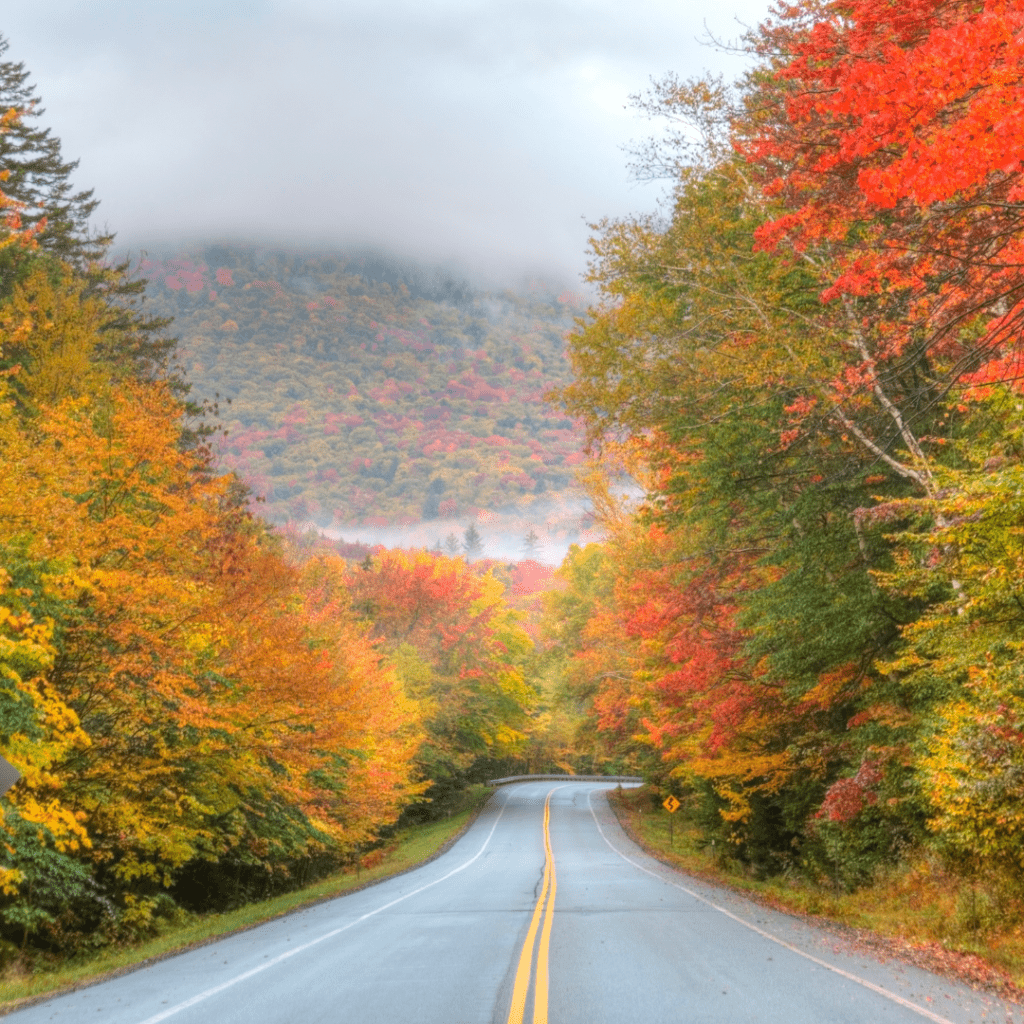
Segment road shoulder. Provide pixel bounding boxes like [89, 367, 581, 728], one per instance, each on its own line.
[0, 787, 494, 1016]
[603, 785, 1024, 1007]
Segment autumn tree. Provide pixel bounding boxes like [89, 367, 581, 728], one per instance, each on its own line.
[555, 63, 965, 875]
[0, 253, 421, 948]
[742, 0, 1024, 496]
[0, 38, 174, 382]
[0, 34, 109, 271]
[347, 549, 536, 806]
[735, 0, 1024, 885]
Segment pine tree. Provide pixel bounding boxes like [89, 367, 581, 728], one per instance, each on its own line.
[522, 528, 540, 558]
[462, 524, 483, 561]
[0, 35, 177, 388]
[0, 34, 110, 271]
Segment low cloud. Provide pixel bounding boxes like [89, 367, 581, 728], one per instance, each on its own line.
[5, 0, 766, 284]
[320, 496, 605, 566]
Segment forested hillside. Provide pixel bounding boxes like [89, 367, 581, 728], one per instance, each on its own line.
[142, 246, 588, 527]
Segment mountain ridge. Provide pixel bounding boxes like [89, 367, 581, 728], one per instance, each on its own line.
[140, 245, 593, 547]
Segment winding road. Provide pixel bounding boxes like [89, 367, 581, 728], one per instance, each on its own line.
[5, 781, 1022, 1023]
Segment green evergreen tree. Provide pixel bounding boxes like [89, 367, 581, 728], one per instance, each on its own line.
[0, 34, 177, 385]
[0, 34, 109, 271]
[462, 524, 484, 562]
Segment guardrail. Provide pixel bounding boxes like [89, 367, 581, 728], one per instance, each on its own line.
[486, 774, 643, 787]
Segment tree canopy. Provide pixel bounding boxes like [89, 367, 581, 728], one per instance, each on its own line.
[553, 0, 1024, 890]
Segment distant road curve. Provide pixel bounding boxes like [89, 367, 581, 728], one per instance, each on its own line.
[5, 783, 1021, 1024]
[486, 773, 643, 786]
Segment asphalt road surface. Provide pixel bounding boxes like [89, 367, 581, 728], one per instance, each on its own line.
[5, 781, 1023, 1024]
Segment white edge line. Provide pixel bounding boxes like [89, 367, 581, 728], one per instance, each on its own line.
[134, 790, 513, 1024]
[586, 790, 956, 1024]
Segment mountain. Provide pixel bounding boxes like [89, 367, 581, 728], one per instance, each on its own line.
[141, 245, 593, 541]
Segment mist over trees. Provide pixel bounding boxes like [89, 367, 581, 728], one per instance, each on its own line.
[139, 245, 590, 530]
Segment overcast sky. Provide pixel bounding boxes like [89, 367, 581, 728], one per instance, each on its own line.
[4, 0, 767, 287]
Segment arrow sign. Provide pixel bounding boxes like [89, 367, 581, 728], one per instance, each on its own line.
[0, 756, 20, 796]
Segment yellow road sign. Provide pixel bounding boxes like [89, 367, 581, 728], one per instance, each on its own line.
[663, 795, 680, 814]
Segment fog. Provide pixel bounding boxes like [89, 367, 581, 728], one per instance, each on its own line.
[319, 496, 608, 566]
[8, 1, 766, 563]
[6, 0, 768, 285]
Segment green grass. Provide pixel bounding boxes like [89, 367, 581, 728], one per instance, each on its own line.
[609, 786, 1024, 994]
[0, 785, 493, 1011]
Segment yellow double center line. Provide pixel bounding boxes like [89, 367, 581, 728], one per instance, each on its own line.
[507, 787, 559, 1024]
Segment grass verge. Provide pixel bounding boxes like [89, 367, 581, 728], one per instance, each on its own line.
[608, 785, 1024, 1002]
[0, 785, 493, 1013]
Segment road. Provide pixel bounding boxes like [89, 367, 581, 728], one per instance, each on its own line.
[5, 781, 1022, 1024]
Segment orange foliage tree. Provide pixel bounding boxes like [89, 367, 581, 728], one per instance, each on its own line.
[0, 255, 421, 947]
[346, 549, 536, 804]
[745, 0, 1024, 492]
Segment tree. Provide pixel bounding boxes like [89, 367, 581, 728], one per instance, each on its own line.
[0, 37, 174, 382]
[554, 70, 942, 874]
[0, 272, 422, 948]
[522, 528, 540, 558]
[870, 435, 1024, 875]
[743, 0, 1024, 495]
[541, 541, 646, 776]
[0, 264, 107, 412]
[462, 524, 483, 561]
[347, 550, 536, 802]
[0, 34, 109, 271]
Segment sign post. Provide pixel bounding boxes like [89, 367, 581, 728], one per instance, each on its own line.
[0, 756, 20, 797]
[662, 794, 680, 847]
